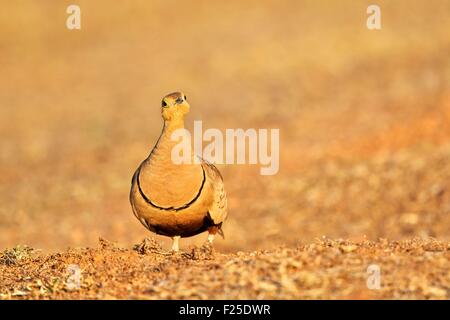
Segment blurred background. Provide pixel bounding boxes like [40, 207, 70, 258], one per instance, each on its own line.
[0, 0, 449, 253]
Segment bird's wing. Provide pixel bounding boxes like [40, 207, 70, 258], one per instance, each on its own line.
[201, 159, 228, 225]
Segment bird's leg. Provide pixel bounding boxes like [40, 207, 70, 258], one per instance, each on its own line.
[171, 236, 180, 253]
[207, 233, 215, 244]
[207, 226, 219, 244]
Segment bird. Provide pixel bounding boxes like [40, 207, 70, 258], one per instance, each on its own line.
[130, 92, 228, 253]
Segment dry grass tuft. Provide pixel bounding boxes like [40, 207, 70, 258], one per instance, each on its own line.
[133, 238, 164, 255]
[183, 242, 215, 261]
[0, 246, 38, 266]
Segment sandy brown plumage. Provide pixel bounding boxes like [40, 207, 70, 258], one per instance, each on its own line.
[129, 92, 227, 251]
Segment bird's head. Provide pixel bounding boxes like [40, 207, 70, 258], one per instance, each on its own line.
[161, 92, 190, 121]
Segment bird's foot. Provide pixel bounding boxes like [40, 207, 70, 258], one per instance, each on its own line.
[171, 236, 181, 253]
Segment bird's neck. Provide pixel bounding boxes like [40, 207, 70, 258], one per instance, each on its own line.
[162, 118, 185, 136]
[156, 118, 185, 149]
[149, 118, 190, 164]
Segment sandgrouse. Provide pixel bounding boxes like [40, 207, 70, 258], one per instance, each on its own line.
[130, 92, 228, 252]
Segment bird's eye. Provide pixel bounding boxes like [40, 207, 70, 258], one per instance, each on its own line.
[175, 97, 183, 104]
[162, 100, 167, 107]
[184, 95, 187, 100]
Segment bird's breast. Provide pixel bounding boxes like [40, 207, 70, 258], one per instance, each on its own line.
[138, 158, 205, 209]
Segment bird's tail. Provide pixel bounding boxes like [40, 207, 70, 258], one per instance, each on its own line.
[217, 226, 225, 239]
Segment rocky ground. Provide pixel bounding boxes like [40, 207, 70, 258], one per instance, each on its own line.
[0, 238, 448, 299]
